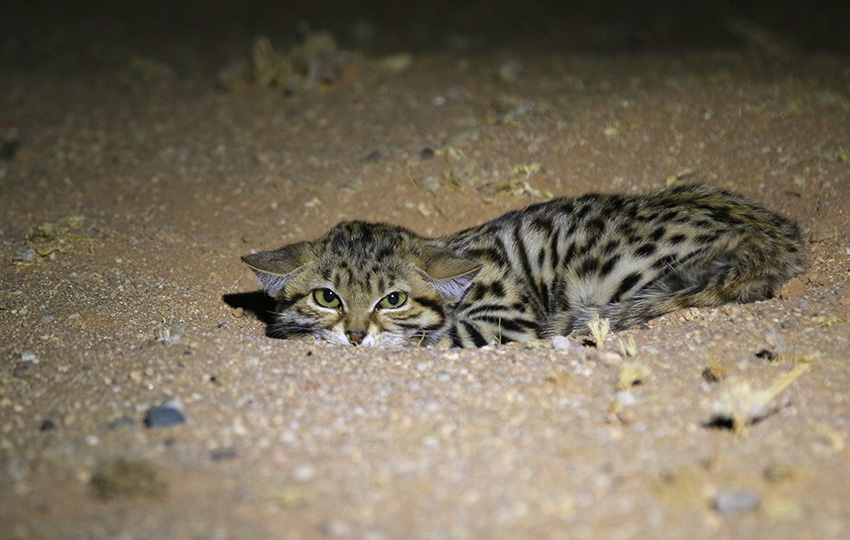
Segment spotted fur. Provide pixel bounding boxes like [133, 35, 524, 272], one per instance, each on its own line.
[243, 184, 804, 347]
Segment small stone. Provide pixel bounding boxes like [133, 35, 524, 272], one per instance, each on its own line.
[232, 307, 244, 318]
[293, 463, 316, 482]
[37, 314, 55, 324]
[16, 249, 36, 263]
[144, 406, 185, 428]
[20, 351, 37, 362]
[711, 489, 761, 515]
[552, 336, 573, 350]
[681, 308, 697, 321]
[422, 176, 440, 191]
[40, 419, 56, 431]
[722, 304, 741, 317]
[615, 390, 637, 407]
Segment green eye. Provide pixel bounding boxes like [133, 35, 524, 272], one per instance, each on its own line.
[313, 288, 341, 308]
[378, 291, 407, 310]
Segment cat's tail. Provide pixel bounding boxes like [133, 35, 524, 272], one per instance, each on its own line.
[606, 222, 805, 332]
[560, 220, 805, 335]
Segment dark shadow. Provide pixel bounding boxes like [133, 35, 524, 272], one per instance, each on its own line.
[222, 291, 277, 329]
[702, 407, 780, 431]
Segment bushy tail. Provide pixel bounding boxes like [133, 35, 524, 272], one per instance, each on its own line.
[605, 224, 805, 331]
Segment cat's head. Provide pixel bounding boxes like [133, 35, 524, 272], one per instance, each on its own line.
[242, 221, 481, 346]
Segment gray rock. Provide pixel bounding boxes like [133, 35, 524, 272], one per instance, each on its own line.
[711, 489, 761, 515]
[144, 406, 186, 428]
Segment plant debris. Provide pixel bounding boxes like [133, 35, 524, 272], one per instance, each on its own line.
[705, 363, 810, 436]
[12, 216, 87, 265]
[587, 313, 610, 349]
[219, 32, 354, 94]
[701, 358, 729, 382]
[617, 361, 651, 390]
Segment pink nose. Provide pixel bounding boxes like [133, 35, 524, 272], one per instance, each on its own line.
[346, 330, 366, 345]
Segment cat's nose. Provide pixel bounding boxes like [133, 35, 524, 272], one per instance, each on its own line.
[346, 330, 367, 345]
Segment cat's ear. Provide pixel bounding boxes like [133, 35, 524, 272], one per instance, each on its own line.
[417, 245, 482, 303]
[241, 242, 313, 297]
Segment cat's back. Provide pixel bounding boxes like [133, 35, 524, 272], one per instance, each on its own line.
[445, 184, 800, 254]
[441, 184, 803, 330]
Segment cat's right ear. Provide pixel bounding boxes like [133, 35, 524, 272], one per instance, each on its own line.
[241, 242, 312, 297]
[417, 245, 482, 303]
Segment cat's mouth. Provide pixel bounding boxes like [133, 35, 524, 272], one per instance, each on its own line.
[345, 330, 367, 345]
[345, 331, 377, 346]
[338, 330, 419, 347]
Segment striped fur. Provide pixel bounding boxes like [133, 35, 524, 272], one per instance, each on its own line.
[243, 184, 804, 347]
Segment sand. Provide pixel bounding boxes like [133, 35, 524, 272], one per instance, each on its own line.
[2, 2, 849, 539]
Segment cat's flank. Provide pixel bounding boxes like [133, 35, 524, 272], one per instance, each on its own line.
[242, 184, 804, 348]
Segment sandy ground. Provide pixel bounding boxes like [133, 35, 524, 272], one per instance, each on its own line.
[2, 2, 850, 539]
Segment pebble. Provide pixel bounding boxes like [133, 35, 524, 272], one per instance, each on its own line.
[16, 249, 36, 263]
[20, 351, 38, 363]
[144, 405, 186, 428]
[422, 176, 440, 191]
[711, 489, 761, 515]
[37, 314, 55, 324]
[293, 463, 316, 482]
[552, 336, 573, 350]
[40, 419, 56, 431]
[615, 391, 636, 407]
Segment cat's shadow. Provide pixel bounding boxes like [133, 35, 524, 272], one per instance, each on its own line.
[222, 291, 278, 335]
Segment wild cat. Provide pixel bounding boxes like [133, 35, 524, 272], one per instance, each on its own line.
[242, 184, 804, 347]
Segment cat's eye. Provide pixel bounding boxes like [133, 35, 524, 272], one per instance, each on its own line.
[313, 288, 341, 308]
[378, 291, 407, 310]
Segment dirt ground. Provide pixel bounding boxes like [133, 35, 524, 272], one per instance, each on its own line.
[2, 2, 850, 539]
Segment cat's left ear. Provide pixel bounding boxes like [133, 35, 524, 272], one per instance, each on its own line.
[416, 245, 482, 303]
[241, 242, 313, 298]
